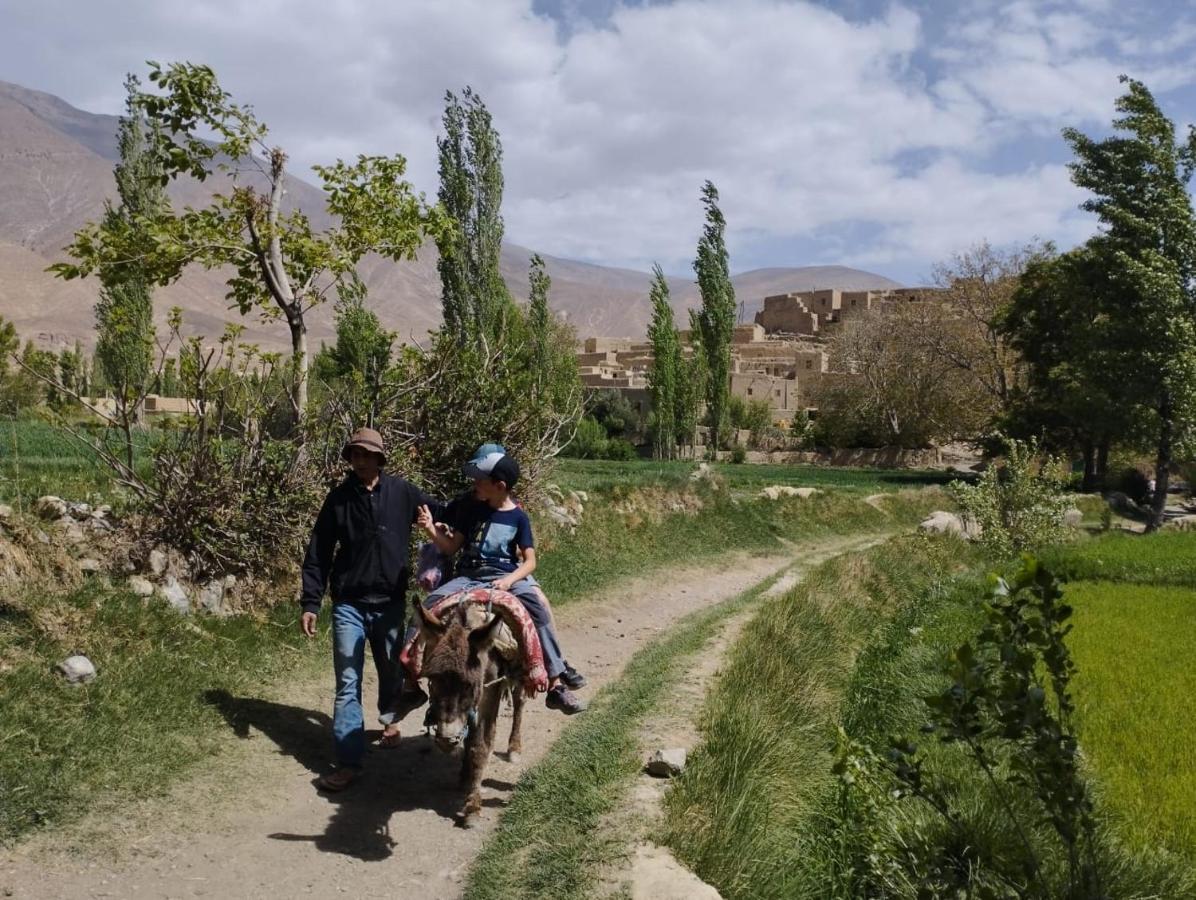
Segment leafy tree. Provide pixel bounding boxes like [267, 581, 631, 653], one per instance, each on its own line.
[437, 87, 510, 345]
[1002, 246, 1147, 489]
[646, 264, 679, 459]
[815, 305, 986, 448]
[52, 61, 446, 427]
[527, 253, 551, 377]
[692, 181, 736, 450]
[907, 241, 1049, 427]
[314, 276, 395, 427]
[94, 73, 164, 460]
[1061, 77, 1196, 529]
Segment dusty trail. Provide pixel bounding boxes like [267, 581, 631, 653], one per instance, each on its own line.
[0, 536, 878, 900]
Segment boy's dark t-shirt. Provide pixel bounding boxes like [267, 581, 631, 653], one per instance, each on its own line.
[447, 498, 534, 577]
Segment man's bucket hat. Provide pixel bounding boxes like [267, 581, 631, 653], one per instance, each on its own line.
[342, 427, 387, 466]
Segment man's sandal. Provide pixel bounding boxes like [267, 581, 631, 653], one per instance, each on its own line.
[375, 725, 402, 749]
[316, 767, 360, 792]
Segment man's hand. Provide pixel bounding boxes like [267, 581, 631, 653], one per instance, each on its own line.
[491, 576, 515, 592]
[300, 611, 318, 638]
[417, 504, 436, 536]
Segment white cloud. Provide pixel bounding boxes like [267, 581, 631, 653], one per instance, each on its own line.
[2, 0, 1194, 280]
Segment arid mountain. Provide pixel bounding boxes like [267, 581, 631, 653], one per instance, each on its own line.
[0, 79, 902, 351]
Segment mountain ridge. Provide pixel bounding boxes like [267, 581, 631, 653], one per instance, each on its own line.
[0, 79, 903, 351]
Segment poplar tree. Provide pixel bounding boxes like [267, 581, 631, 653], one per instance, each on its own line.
[646, 264, 679, 459]
[437, 87, 509, 345]
[1062, 77, 1196, 529]
[94, 74, 164, 459]
[528, 253, 551, 381]
[677, 317, 708, 458]
[692, 181, 736, 452]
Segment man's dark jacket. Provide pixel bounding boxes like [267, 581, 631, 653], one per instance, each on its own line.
[300, 472, 439, 614]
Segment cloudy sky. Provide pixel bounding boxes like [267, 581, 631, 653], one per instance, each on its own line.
[3, 0, 1195, 283]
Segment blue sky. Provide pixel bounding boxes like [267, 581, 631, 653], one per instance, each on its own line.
[2, 0, 1195, 284]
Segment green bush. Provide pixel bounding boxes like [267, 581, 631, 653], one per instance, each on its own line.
[949, 437, 1069, 557]
[604, 437, 638, 461]
[729, 445, 747, 464]
[562, 415, 608, 459]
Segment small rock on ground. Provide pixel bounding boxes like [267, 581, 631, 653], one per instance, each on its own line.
[34, 496, 67, 520]
[159, 576, 191, 614]
[57, 655, 96, 685]
[127, 575, 155, 597]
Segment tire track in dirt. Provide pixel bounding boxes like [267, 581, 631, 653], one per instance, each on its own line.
[0, 536, 881, 900]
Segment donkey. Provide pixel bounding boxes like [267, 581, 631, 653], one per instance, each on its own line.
[413, 598, 527, 827]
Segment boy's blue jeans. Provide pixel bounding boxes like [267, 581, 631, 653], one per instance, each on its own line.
[331, 599, 404, 768]
[420, 574, 566, 680]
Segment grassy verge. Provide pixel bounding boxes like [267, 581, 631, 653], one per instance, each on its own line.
[662, 535, 980, 898]
[0, 582, 326, 844]
[537, 481, 947, 606]
[665, 528, 1196, 898]
[1067, 578, 1196, 858]
[551, 457, 956, 495]
[462, 568, 788, 900]
[1040, 527, 1196, 587]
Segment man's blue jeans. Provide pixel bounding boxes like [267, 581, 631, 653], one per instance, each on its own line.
[331, 599, 404, 768]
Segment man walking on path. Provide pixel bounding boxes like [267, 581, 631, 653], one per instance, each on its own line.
[300, 428, 439, 792]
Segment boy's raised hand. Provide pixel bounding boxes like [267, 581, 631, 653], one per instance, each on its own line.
[416, 504, 436, 535]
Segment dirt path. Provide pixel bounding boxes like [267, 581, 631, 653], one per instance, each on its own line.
[0, 537, 877, 900]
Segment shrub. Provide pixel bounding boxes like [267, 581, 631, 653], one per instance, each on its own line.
[729, 445, 747, 464]
[948, 437, 1069, 557]
[563, 416, 608, 459]
[604, 437, 638, 461]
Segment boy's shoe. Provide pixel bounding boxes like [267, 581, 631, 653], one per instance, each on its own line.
[392, 686, 428, 720]
[546, 685, 587, 715]
[559, 662, 587, 690]
[316, 766, 360, 792]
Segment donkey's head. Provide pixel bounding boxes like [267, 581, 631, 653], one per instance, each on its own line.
[413, 600, 505, 753]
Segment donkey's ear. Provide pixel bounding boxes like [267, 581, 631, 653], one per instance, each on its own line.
[413, 598, 446, 635]
[468, 614, 505, 655]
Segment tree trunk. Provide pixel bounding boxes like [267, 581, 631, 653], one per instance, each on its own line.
[289, 314, 308, 427]
[1147, 391, 1173, 533]
[1081, 442, 1096, 492]
[1095, 439, 1110, 487]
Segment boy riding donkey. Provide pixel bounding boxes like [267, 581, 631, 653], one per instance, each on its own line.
[300, 433, 584, 792]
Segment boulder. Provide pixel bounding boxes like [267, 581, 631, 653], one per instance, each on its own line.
[0, 503, 13, 522]
[127, 575, 155, 597]
[57, 655, 96, 685]
[77, 558, 103, 575]
[645, 748, 687, 778]
[1062, 508, 1084, 527]
[759, 485, 821, 501]
[196, 579, 227, 615]
[56, 516, 86, 543]
[574, 490, 589, 504]
[148, 548, 169, 577]
[919, 511, 967, 537]
[1162, 514, 1196, 532]
[158, 576, 191, 614]
[1104, 491, 1150, 522]
[67, 502, 93, 520]
[34, 496, 67, 520]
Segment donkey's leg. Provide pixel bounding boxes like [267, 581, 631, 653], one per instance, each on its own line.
[458, 683, 502, 828]
[507, 684, 525, 763]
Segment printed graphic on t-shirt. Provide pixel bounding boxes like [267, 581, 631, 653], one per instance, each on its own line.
[471, 520, 519, 570]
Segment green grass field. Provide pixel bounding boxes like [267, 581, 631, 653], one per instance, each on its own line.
[1067, 579, 1196, 859]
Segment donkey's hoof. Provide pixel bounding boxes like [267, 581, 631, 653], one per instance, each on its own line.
[456, 810, 479, 829]
[505, 750, 522, 765]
